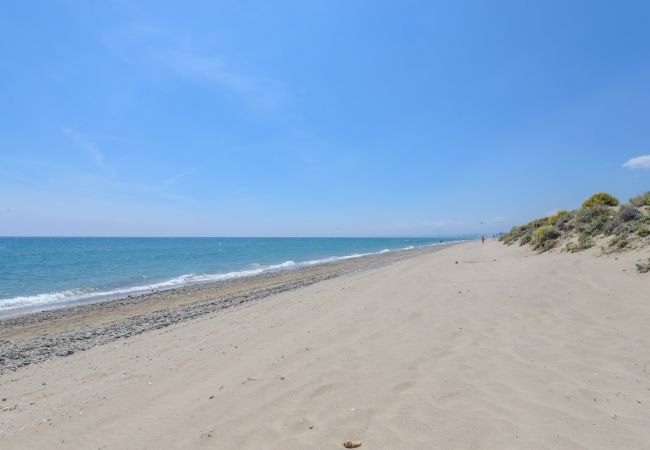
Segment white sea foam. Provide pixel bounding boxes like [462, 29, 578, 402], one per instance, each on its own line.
[0, 260, 297, 315]
[0, 241, 464, 316]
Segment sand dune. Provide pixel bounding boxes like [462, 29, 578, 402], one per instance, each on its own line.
[1, 240, 650, 449]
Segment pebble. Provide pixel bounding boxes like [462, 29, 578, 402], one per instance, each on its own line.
[0, 246, 440, 374]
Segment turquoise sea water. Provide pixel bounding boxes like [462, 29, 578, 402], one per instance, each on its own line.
[0, 237, 464, 316]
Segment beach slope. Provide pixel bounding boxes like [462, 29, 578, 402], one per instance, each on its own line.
[1, 241, 650, 449]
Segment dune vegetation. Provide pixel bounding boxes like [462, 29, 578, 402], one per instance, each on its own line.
[500, 191, 650, 253]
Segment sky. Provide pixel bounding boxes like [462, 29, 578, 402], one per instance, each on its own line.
[1, 0, 650, 237]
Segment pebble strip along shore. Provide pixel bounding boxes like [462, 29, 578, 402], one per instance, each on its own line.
[1, 244, 454, 373]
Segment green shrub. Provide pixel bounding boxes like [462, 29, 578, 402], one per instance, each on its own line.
[524, 217, 548, 230]
[520, 230, 533, 245]
[575, 205, 614, 234]
[603, 205, 640, 235]
[500, 216, 549, 245]
[547, 209, 569, 225]
[617, 205, 642, 222]
[533, 225, 561, 250]
[500, 225, 525, 245]
[630, 220, 650, 237]
[557, 210, 575, 230]
[609, 234, 628, 249]
[578, 233, 592, 249]
[565, 233, 592, 253]
[582, 192, 620, 207]
[565, 242, 578, 252]
[629, 191, 650, 207]
[499, 226, 517, 244]
[627, 219, 650, 237]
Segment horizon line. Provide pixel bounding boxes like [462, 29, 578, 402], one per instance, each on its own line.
[0, 234, 482, 239]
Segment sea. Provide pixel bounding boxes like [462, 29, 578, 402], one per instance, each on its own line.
[0, 237, 464, 317]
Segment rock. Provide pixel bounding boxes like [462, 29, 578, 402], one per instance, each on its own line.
[343, 441, 362, 448]
[636, 258, 650, 273]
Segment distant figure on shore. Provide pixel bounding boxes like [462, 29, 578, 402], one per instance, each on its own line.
[481, 236, 485, 244]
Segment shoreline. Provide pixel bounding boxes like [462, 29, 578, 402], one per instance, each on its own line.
[2, 240, 650, 448]
[0, 240, 463, 319]
[0, 242, 457, 373]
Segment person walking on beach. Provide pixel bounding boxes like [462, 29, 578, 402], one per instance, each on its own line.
[481, 235, 485, 244]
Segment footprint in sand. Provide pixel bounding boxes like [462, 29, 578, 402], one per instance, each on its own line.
[392, 380, 414, 393]
[310, 382, 344, 399]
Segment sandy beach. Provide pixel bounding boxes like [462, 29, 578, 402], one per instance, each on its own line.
[1, 240, 650, 449]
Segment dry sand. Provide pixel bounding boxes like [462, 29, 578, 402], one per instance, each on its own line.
[1, 240, 650, 449]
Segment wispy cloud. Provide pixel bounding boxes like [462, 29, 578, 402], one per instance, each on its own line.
[480, 216, 506, 224]
[62, 128, 114, 176]
[392, 219, 460, 229]
[103, 23, 286, 114]
[164, 167, 198, 186]
[623, 154, 650, 169]
[152, 50, 285, 113]
[58, 129, 199, 204]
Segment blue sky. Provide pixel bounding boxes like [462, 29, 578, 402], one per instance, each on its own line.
[1, 0, 649, 237]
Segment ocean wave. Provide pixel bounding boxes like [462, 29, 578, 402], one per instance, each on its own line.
[0, 241, 465, 315]
[0, 260, 297, 314]
[300, 248, 393, 266]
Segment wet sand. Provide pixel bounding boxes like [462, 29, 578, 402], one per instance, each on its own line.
[0, 244, 452, 371]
